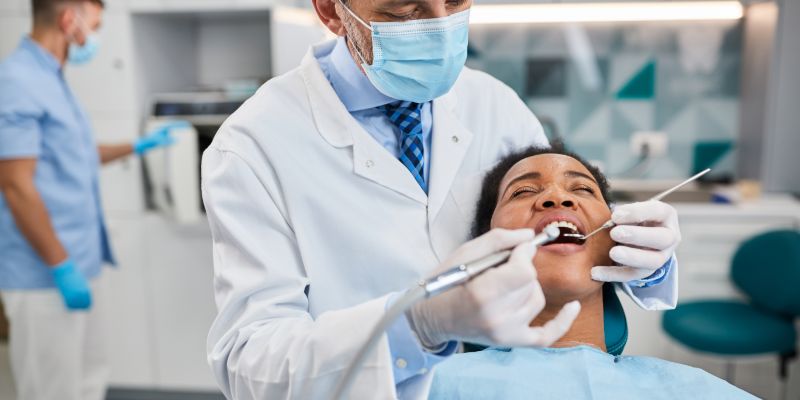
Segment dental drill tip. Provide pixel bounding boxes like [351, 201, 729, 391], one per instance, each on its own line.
[543, 224, 560, 240]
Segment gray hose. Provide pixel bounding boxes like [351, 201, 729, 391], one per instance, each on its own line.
[331, 285, 428, 400]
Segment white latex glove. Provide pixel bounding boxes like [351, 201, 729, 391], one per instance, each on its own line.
[591, 200, 681, 283]
[407, 229, 581, 348]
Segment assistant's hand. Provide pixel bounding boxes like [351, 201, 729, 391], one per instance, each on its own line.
[407, 229, 581, 348]
[591, 200, 681, 283]
[50, 259, 92, 310]
[133, 121, 190, 155]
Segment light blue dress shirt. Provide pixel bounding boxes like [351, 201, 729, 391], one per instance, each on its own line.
[0, 37, 114, 289]
[316, 37, 454, 387]
[430, 346, 757, 399]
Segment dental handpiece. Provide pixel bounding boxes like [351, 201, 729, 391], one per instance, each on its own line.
[575, 168, 711, 241]
[421, 224, 561, 298]
[333, 225, 561, 400]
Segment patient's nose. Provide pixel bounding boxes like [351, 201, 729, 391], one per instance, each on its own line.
[536, 190, 577, 210]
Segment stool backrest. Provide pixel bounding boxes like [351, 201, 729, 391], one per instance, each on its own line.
[731, 230, 800, 317]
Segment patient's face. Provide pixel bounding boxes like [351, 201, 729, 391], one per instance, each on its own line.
[490, 154, 614, 305]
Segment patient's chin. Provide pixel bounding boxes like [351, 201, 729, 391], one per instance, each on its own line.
[536, 262, 602, 307]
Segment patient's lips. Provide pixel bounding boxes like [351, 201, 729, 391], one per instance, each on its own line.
[534, 212, 588, 254]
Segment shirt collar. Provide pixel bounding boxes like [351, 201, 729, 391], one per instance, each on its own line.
[20, 36, 62, 74]
[327, 36, 397, 112]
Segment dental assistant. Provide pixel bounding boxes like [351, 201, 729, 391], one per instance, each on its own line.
[0, 1, 181, 399]
[201, 0, 682, 398]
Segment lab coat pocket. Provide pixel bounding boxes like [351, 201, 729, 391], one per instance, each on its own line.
[450, 171, 486, 223]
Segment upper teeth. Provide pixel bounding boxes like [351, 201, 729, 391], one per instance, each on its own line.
[546, 220, 579, 233]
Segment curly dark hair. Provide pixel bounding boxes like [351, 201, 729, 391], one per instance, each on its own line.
[471, 141, 611, 238]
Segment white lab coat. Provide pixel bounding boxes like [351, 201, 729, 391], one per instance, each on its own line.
[202, 40, 675, 400]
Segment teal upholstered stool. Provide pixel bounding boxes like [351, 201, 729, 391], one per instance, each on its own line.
[663, 230, 800, 396]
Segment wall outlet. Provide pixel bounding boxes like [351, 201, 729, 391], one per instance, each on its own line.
[630, 131, 668, 158]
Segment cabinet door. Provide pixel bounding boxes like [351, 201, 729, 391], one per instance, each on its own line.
[103, 216, 158, 387]
[93, 117, 147, 215]
[143, 215, 219, 390]
[677, 216, 797, 301]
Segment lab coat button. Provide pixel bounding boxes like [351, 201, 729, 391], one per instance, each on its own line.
[395, 358, 408, 369]
[451, 135, 459, 143]
[365, 160, 374, 168]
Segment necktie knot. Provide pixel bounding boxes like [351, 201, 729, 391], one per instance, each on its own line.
[379, 101, 423, 137]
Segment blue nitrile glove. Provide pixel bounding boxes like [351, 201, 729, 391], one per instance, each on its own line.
[133, 120, 190, 155]
[50, 259, 92, 310]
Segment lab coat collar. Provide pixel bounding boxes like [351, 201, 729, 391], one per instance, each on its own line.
[301, 41, 471, 208]
[301, 42, 428, 204]
[302, 42, 354, 148]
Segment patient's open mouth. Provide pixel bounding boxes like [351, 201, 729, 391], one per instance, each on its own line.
[544, 221, 586, 246]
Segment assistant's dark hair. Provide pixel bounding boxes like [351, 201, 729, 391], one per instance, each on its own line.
[471, 140, 611, 238]
[32, 0, 104, 23]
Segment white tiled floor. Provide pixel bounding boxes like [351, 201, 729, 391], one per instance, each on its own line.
[0, 343, 15, 400]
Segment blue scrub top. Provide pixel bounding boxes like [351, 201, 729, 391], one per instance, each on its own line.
[0, 37, 114, 289]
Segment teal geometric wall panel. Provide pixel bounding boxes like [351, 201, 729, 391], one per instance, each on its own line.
[468, 22, 742, 179]
[693, 141, 734, 174]
[616, 60, 656, 100]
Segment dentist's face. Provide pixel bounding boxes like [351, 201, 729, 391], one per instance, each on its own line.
[490, 154, 615, 306]
[319, 0, 472, 65]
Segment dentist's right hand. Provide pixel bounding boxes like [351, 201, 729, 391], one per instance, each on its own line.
[407, 229, 581, 349]
[50, 259, 92, 310]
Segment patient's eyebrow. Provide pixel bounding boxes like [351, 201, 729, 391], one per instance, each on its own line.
[565, 170, 597, 184]
[502, 172, 541, 197]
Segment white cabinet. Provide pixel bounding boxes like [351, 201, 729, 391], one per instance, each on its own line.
[0, 16, 30, 59]
[143, 214, 218, 390]
[0, 0, 27, 13]
[66, 12, 138, 117]
[126, 0, 291, 13]
[103, 214, 218, 390]
[103, 216, 158, 388]
[673, 199, 800, 302]
[95, 117, 147, 215]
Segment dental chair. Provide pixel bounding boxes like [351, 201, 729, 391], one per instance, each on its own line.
[663, 230, 800, 399]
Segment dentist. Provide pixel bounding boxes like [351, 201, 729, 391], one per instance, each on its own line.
[201, 0, 681, 398]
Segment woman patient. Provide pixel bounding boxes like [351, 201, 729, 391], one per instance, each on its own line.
[429, 143, 755, 399]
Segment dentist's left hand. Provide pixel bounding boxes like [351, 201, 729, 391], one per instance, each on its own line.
[133, 121, 190, 155]
[591, 200, 681, 282]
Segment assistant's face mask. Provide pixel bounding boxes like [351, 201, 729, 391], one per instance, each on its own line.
[338, 0, 470, 103]
[67, 12, 100, 65]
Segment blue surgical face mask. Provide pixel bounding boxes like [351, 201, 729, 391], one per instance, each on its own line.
[67, 14, 100, 65]
[339, 1, 470, 103]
